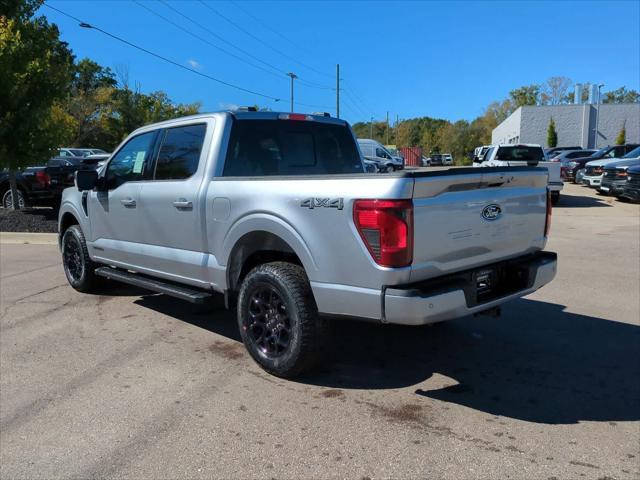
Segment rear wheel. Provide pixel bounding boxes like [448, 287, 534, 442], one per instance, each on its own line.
[550, 191, 560, 206]
[237, 262, 325, 378]
[62, 225, 101, 293]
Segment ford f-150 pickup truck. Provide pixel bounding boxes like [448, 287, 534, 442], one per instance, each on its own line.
[58, 110, 557, 377]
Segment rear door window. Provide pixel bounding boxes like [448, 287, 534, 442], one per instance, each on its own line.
[223, 120, 363, 176]
[155, 124, 207, 180]
[495, 146, 543, 162]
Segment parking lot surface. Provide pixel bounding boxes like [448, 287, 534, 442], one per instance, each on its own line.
[1, 183, 639, 479]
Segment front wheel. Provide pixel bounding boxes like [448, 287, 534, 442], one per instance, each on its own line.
[2, 188, 26, 209]
[237, 262, 325, 378]
[62, 225, 101, 293]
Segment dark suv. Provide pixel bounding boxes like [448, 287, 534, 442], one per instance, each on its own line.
[563, 144, 639, 182]
[621, 165, 640, 202]
[599, 158, 640, 196]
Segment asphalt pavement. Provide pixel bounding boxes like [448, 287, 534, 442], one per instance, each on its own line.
[1, 183, 639, 479]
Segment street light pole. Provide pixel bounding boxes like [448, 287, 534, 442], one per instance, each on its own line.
[336, 64, 340, 118]
[287, 72, 297, 112]
[594, 83, 604, 148]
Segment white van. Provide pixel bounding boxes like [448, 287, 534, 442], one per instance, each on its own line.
[357, 139, 403, 171]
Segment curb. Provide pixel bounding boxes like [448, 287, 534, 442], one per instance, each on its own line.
[0, 232, 59, 245]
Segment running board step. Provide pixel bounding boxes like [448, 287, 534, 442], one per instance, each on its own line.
[95, 267, 213, 304]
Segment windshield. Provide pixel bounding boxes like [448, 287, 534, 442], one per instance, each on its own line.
[223, 120, 363, 176]
[590, 147, 609, 157]
[68, 149, 87, 156]
[495, 146, 544, 162]
[623, 146, 640, 158]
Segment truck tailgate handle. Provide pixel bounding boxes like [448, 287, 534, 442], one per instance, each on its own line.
[173, 199, 193, 209]
[120, 198, 136, 207]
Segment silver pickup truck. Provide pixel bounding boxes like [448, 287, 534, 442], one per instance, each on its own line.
[58, 110, 557, 377]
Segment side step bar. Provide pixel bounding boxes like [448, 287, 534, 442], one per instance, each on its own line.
[95, 267, 214, 304]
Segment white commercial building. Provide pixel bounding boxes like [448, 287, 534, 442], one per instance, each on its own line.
[492, 103, 640, 148]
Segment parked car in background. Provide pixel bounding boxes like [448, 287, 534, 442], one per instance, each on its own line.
[479, 144, 545, 167]
[0, 167, 54, 209]
[442, 153, 453, 165]
[545, 146, 582, 157]
[57, 147, 108, 158]
[581, 146, 640, 188]
[598, 158, 640, 196]
[58, 147, 89, 158]
[429, 153, 444, 166]
[421, 155, 430, 167]
[357, 139, 403, 171]
[549, 149, 596, 162]
[473, 145, 492, 163]
[385, 146, 405, 168]
[620, 164, 640, 202]
[476, 144, 563, 204]
[562, 144, 639, 182]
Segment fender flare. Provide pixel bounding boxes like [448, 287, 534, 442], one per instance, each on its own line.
[221, 213, 318, 287]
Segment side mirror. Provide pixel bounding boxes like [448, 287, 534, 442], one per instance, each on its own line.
[76, 169, 98, 191]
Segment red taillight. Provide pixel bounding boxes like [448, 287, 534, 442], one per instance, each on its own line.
[353, 199, 413, 267]
[35, 170, 51, 187]
[545, 190, 552, 237]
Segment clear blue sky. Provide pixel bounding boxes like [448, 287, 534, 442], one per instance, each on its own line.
[41, 0, 640, 124]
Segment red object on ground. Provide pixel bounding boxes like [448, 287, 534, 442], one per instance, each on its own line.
[399, 147, 422, 167]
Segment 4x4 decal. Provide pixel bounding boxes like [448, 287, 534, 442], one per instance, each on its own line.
[300, 197, 344, 210]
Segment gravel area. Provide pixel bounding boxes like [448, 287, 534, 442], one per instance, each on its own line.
[0, 207, 58, 233]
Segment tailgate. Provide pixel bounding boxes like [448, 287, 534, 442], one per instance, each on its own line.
[409, 168, 548, 282]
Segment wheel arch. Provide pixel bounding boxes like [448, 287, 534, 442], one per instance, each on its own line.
[226, 230, 307, 293]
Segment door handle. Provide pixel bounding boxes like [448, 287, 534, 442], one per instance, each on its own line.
[120, 198, 136, 207]
[173, 199, 193, 209]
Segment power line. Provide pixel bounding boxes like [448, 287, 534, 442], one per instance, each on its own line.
[133, 0, 283, 81]
[227, 0, 334, 80]
[43, 3, 281, 101]
[343, 82, 374, 114]
[157, 0, 288, 79]
[196, 0, 334, 90]
[343, 88, 369, 117]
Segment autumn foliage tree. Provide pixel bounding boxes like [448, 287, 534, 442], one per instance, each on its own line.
[0, 0, 74, 208]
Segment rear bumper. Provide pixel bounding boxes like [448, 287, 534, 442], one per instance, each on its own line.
[383, 251, 557, 325]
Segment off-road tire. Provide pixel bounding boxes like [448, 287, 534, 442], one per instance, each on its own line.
[62, 225, 101, 293]
[237, 262, 325, 378]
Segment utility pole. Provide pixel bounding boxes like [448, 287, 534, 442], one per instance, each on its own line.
[336, 64, 340, 118]
[386, 112, 389, 145]
[594, 83, 604, 148]
[370, 116, 373, 139]
[287, 72, 297, 112]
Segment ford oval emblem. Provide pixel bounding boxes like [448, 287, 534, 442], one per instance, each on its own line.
[482, 204, 502, 221]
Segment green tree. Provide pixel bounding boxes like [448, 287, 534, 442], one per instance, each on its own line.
[603, 87, 640, 104]
[0, 0, 74, 208]
[66, 58, 117, 146]
[615, 122, 626, 145]
[509, 84, 540, 108]
[547, 117, 558, 147]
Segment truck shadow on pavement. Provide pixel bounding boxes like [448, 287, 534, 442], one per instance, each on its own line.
[134, 294, 639, 425]
[557, 192, 613, 208]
